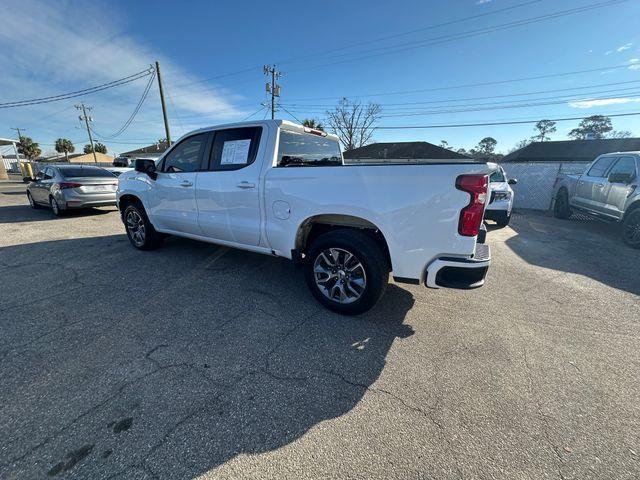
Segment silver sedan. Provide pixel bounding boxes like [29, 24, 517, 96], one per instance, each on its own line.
[27, 165, 118, 216]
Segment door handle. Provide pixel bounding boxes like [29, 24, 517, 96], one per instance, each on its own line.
[180, 180, 193, 187]
[236, 181, 255, 189]
[596, 183, 604, 188]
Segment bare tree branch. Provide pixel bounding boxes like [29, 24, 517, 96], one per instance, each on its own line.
[325, 98, 381, 151]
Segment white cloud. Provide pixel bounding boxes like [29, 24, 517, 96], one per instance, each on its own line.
[0, 0, 250, 152]
[617, 43, 633, 52]
[604, 50, 613, 55]
[569, 97, 640, 108]
[476, 0, 492, 4]
[629, 58, 640, 63]
[629, 64, 640, 70]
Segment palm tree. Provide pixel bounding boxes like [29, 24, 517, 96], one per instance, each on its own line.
[17, 136, 42, 160]
[54, 138, 75, 161]
[302, 118, 324, 131]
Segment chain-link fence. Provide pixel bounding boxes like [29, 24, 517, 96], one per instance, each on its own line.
[501, 162, 590, 210]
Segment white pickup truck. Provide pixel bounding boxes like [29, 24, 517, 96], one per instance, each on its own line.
[117, 120, 492, 314]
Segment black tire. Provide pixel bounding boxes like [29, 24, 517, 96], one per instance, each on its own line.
[495, 213, 511, 228]
[622, 208, 640, 249]
[49, 196, 64, 217]
[304, 229, 389, 315]
[27, 191, 40, 209]
[123, 202, 163, 250]
[553, 189, 572, 219]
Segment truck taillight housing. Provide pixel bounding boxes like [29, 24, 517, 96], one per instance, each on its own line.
[456, 174, 488, 237]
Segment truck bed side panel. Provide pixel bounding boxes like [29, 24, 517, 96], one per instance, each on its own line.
[263, 163, 489, 280]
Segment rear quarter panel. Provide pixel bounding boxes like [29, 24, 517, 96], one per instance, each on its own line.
[264, 163, 489, 280]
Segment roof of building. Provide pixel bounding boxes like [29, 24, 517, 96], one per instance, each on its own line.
[343, 142, 471, 160]
[67, 152, 114, 164]
[502, 138, 640, 163]
[120, 141, 169, 157]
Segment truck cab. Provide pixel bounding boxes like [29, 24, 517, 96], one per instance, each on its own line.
[553, 152, 640, 248]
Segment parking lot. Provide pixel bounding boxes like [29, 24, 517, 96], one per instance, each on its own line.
[1, 178, 638, 479]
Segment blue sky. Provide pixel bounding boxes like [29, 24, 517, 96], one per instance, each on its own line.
[1, 0, 639, 157]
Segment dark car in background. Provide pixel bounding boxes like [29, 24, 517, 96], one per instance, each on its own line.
[26, 165, 118, 216]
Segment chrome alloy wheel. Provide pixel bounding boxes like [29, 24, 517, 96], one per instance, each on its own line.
[624, 210, 640, 245]
[313, 248, 367, 304]
[126, 210, 146, 247]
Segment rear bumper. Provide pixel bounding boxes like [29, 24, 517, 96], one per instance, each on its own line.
[56, 191, 117, 209]
[424, 243, 491, 289]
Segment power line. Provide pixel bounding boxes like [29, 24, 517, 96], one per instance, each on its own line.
[283, 0, 629, 73]
[91, 70, 156, 139]
[241, 106, 267, 121]
[284, 63, 638, 102]
[0, 68, 154, 108]
[276, 0, 547, 67]
[373, 111, 640, 129]
[281, 79, 640, 108]
[277, 104, 302, 123]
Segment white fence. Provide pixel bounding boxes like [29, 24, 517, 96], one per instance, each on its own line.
[501, 162, 590, 210]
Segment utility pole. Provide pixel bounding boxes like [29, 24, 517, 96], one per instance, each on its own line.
[75, 103, 97, 163]
[155, 61, 171, 146]
[10, 127, 24, 140]
[264, 65, 282, 120]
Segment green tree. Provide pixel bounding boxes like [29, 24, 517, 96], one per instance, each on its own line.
[605, 130, 632, 139]
[439, 140, 450, 149]
[54, 138, 75, 161]
[302, 119, 324, 131]
[569, 115, 613, 139]
[532, 119, 556, 142]
[84, 143, 107, 154]
[476, 137, 497, 157]
[17, 136, 41, 160]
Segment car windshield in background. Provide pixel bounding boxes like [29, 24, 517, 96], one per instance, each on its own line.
[490, 169, 506, 182]
[277, 131, 342, 167]
[59, 167, 116, 178]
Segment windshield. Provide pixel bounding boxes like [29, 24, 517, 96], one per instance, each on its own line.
[490, 168, 506, 183]
[277, 131, 342, 167]
[58, 167, 116, 178]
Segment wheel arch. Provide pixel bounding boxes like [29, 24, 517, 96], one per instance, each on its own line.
[294, 214, 392, 270]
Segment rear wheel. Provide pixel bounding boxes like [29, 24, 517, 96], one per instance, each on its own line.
[50, 196, 64, 217]
[123, 202, 163, 250]
[622, 208, 640, 249]
[27, 191, 40, 209]
[553, 189, 572, 219]
[304, 229, 388, 315]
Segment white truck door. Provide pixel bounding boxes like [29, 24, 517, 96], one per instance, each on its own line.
[147, 133, 210, 234]
[196, 126, 264, 246]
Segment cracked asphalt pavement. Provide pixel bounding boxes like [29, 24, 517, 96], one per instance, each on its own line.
[1, 178, 638, 479]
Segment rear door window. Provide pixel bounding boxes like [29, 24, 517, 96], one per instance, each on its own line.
[587, 156, 616, 177]
[208, 127, 262, 171]
[608, 156, 637, 180]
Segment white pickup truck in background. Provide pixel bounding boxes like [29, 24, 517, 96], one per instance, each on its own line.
[117, 120, 492, 314]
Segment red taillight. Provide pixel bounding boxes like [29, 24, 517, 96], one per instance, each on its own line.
[456, 174, 488, 237]
[58, 182, 82, 189]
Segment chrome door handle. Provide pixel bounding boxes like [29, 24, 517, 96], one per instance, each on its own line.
[596, 183, 604, 188]
[180, 180, 193, 187]
[237, 181, 255, 189]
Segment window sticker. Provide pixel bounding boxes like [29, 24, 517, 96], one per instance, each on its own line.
[221, 139, 252, 165]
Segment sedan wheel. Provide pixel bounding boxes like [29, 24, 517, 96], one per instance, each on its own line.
[50, 197, 63, 217]
[27, 191, 39, 209]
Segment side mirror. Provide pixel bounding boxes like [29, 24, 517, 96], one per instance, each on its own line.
[608, 172, 633, 184]
[135, 159, 157, 180]
[508, 178, 518, 185]
[34, 171, 44, 180]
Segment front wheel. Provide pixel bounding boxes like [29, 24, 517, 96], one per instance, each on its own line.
[622, 209, 640, 249]
[495, 212, 511, 228]
[553, 190, 572, 219]
[123, 203, 163, 250]
[304, 229, 388, 315]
